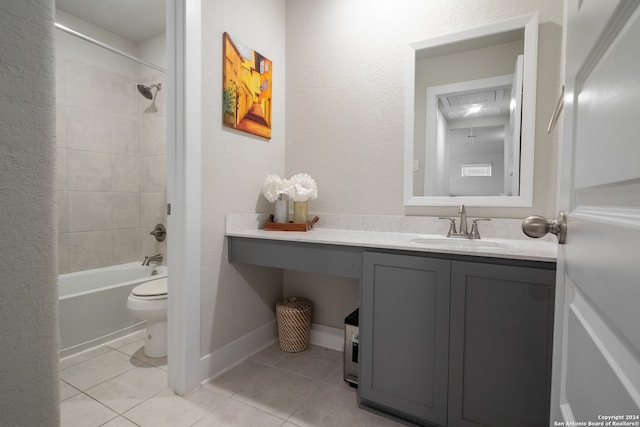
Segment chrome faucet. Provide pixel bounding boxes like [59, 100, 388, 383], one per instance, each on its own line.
[458, 205, 468, 235]
[439, 205, 490, 239]
[142, 253, 163, 266]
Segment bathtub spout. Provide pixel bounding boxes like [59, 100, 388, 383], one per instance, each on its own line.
[142, 253, 163, 266]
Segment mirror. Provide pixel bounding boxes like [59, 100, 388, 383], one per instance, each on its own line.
[404, 13, 538, 207]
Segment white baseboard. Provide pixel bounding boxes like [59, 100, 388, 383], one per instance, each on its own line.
[310, 323, 344, 351]
[198, 321, 345, 384]
[198, 320, 277, 382]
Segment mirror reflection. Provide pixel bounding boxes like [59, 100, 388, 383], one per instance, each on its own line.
[424, 56, 522, 197]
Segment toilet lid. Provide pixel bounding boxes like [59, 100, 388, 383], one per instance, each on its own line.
[132, 278, 167, 297]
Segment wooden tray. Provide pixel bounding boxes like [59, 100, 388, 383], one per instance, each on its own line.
[264, 215, 319, 232]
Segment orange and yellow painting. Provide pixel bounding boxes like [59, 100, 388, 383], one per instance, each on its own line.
[222, 32, 273, 139]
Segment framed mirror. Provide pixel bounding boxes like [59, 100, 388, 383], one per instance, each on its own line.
[404, 13, 538, 207]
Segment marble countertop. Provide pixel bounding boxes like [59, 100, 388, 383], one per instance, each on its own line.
[226, 214, 557, 263]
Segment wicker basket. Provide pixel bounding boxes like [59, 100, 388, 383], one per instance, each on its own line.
[276, 297, 312, 353]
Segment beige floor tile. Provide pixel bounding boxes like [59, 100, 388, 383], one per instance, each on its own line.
[275, 345, 342, 383]
[326, 363, 349, 387]
[114, 339, 144, 357]
[59, 345, 113, 370]
[204, 359, 272, 398]
[60, 380, 81, 402]
[231, 364, 321, 419]
[58, 341, 398, 427]
[85, 364, 168, 413]
[249, 342, 289, 366]
[123, 387, 226, 427]
[60, 393, 118, 427]
[60, 349, 142, 391]
[289, 384, 405, 427]
[192, 397, 285, 427]
[102, 416, 139, 426]
[116, 339, 168, 371]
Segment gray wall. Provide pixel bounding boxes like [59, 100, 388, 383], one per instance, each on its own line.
[0, 0, 60, 424]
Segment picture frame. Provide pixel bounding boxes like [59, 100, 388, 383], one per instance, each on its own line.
[222, 32, 273, 139]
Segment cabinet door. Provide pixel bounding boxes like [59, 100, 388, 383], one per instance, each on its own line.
[449, 261, 555, 427]
[361, 252, 450, 426]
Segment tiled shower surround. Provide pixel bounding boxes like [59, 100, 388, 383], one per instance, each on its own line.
[56, 55, 167, 274]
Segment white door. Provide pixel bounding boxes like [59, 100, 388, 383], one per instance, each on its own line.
[551, 0, 640, 423]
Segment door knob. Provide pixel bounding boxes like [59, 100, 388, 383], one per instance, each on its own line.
[522, 212, 567, 244]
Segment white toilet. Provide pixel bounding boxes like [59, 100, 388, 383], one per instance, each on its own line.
[127, 277, 167, 358]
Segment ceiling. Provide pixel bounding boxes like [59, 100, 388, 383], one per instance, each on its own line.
[56, 0, 166, 43]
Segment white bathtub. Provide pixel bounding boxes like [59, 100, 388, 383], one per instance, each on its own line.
[58, 262, 167, 358]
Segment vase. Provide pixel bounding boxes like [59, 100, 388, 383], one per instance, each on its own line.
[273, 194, 289, 223]
[293, 201, 308, 224]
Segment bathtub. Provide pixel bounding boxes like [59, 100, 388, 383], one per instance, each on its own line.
[58, 262, 167, 358]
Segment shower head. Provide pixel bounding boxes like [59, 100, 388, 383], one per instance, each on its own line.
[137, 83, 162, 100]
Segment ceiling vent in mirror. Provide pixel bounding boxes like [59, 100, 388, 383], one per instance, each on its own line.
[439, 88, 509, 120]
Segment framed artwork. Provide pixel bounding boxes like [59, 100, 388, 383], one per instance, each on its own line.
[222, 32, 273, 139]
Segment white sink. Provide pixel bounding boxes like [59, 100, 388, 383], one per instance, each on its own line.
[410, 237, 513, 250]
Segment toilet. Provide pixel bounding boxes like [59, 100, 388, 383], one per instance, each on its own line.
[126, 277, 167, 358]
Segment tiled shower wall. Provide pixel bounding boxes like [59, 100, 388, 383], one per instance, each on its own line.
[56, 55, 166, 274]
[138, 72, 168, 269]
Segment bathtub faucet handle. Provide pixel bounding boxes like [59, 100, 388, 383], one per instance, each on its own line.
[150, 224, 166, 242]
[142, 253, 163, 266]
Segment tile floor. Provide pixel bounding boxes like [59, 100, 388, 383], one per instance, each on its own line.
[60, 332, 404, 426]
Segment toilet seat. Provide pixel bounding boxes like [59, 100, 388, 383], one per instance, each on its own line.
[130, 278, 167, 300]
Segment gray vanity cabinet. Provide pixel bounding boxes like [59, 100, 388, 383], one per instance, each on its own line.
[360, 252, 555, 427]
[448, 260, 555, 427]
[360, 252, 451, 426]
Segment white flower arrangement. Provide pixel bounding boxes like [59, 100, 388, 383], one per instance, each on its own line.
[261, 175, 293, 203]
[290, 173, 318, 202]
[261, 173, 318, 203]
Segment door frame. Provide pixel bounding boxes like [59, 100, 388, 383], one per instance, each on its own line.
[166, 0, 202, 395]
